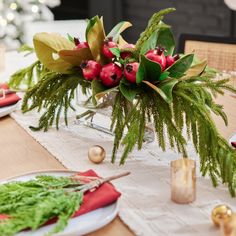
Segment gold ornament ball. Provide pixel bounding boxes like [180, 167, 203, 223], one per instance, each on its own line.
[211, 204, 233, 227]
[88, 145, 106, 164]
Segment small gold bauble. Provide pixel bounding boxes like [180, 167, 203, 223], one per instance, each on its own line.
[211, 204, 233, 227]
[88, 145, 106, 164]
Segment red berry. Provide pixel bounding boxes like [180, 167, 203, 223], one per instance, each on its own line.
[100, 63, 123, 87]
[80, 60, 101, 81]
[124, 62, 139, 83]
[121, 43, 135, 59]
[145, 47, 166, 71]
[165, 54, 180, 68]
[102, 37, 118, 58]
[74, 38, 89, 50]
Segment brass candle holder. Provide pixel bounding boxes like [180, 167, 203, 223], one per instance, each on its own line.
[171, 158, 196, 204]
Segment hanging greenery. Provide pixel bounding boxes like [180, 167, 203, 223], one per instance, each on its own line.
[9, 8, 236, 196]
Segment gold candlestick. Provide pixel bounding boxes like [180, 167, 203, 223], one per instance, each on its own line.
[171, 158, 196, 204]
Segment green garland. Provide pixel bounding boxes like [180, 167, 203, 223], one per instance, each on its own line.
[9, 8, 236, 196]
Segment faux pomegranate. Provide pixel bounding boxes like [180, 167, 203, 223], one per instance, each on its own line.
[80, 60, 101, 81]
[100, 63, 123, 87]
[165, 54, 180, 68]
[121, 43, 135, 59]
[102, 37, 118, 58]
[124, 62, 139, 83]
[145, 47, 166, 71]
[74, 38, 89, 50]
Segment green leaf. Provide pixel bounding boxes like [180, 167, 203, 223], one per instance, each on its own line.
[143, 80, 169, 103]
[67, 33, 74, 43]
[140, 24, 174, 55]
[33, 33, 74, 73]
[109, 47, 121, 58]
[155, 27, 175, 56]
[18, 44, 34, 53]
[159, 71, 170, 81]
[119, 78, 141, 102]
[167, 54, 194, 79]
[136, 55, 162, 84]
[136, 63, 145, 84]
[86, 16, 107, 64]
[91, 80, 106, 105]
[159, 78, 179, 102]
[107, 21, 132, 42]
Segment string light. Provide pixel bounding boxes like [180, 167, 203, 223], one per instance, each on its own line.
[10, 2, 17, 10]
[31, 5, 39, 13]
[6, 12, 15, 21]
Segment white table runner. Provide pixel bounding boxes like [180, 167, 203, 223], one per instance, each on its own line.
[1, 51, 236, 236]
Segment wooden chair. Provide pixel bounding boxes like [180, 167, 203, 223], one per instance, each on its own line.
[178, 34, 236, 72]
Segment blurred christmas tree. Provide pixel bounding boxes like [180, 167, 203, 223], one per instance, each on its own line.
[0, 0, 61, 49]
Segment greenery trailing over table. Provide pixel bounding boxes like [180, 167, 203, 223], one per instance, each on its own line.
[9, 8, 236, 195]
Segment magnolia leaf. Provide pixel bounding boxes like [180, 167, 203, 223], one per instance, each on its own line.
[136, 55, 162, 83]
[118, 35, 129, 47]
[86, 16, 107, 64]
[91, 80, 106, 105]
[167, 54, 194, 79]
[158, 78, 179, 102]
[159, 71, 170, 81]
[59, 48, 93, 66]
[143, 80, 170, 103]
[181, 59, 207, 80]
[140, 24, 173, 55]
[155, 27, 175, 56]
[33, 33, 74, 73]
[136, 63, 145, 84]
[107, 21, 132, 42]
[119, 79, 141, 102]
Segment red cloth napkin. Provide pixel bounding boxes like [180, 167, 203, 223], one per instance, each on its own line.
[0, 84, 21, 108]
[231, 142, 236, 148]
[44, 169, 121, 225]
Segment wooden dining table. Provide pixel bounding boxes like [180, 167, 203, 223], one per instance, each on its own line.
[0, 85, 235, 236]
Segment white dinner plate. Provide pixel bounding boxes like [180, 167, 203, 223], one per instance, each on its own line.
[0, 102, 19, 118]
[0, 170, 119, 236]
[229, 133, 236, 144]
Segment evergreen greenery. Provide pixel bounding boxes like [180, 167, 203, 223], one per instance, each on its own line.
[9, 8, 236, 196]
[0, 175, 83, 236]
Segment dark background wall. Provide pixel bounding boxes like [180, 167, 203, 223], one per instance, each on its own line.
[51, 0, 236, 46]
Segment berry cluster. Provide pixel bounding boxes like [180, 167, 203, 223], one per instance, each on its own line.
[76, 37, 179, 88]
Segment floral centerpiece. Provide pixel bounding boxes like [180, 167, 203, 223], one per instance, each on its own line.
[10, 8, 236, 195]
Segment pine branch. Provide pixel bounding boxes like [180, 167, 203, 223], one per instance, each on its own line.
[9, 61, 46, 89]
[22, 72, 91, 131]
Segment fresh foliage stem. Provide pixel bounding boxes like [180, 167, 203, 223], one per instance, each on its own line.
[9, 60, 47, 89]
[21, 71, 91, 131]
[0, 175, 83, 236]
[110, 77, 236, 196]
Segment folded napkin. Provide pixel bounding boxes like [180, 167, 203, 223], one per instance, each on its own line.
[0, 83, 21, 108]
[39, 169, 121, 226]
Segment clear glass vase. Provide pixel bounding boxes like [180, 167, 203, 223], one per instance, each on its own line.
[75, 86, 155, 143]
